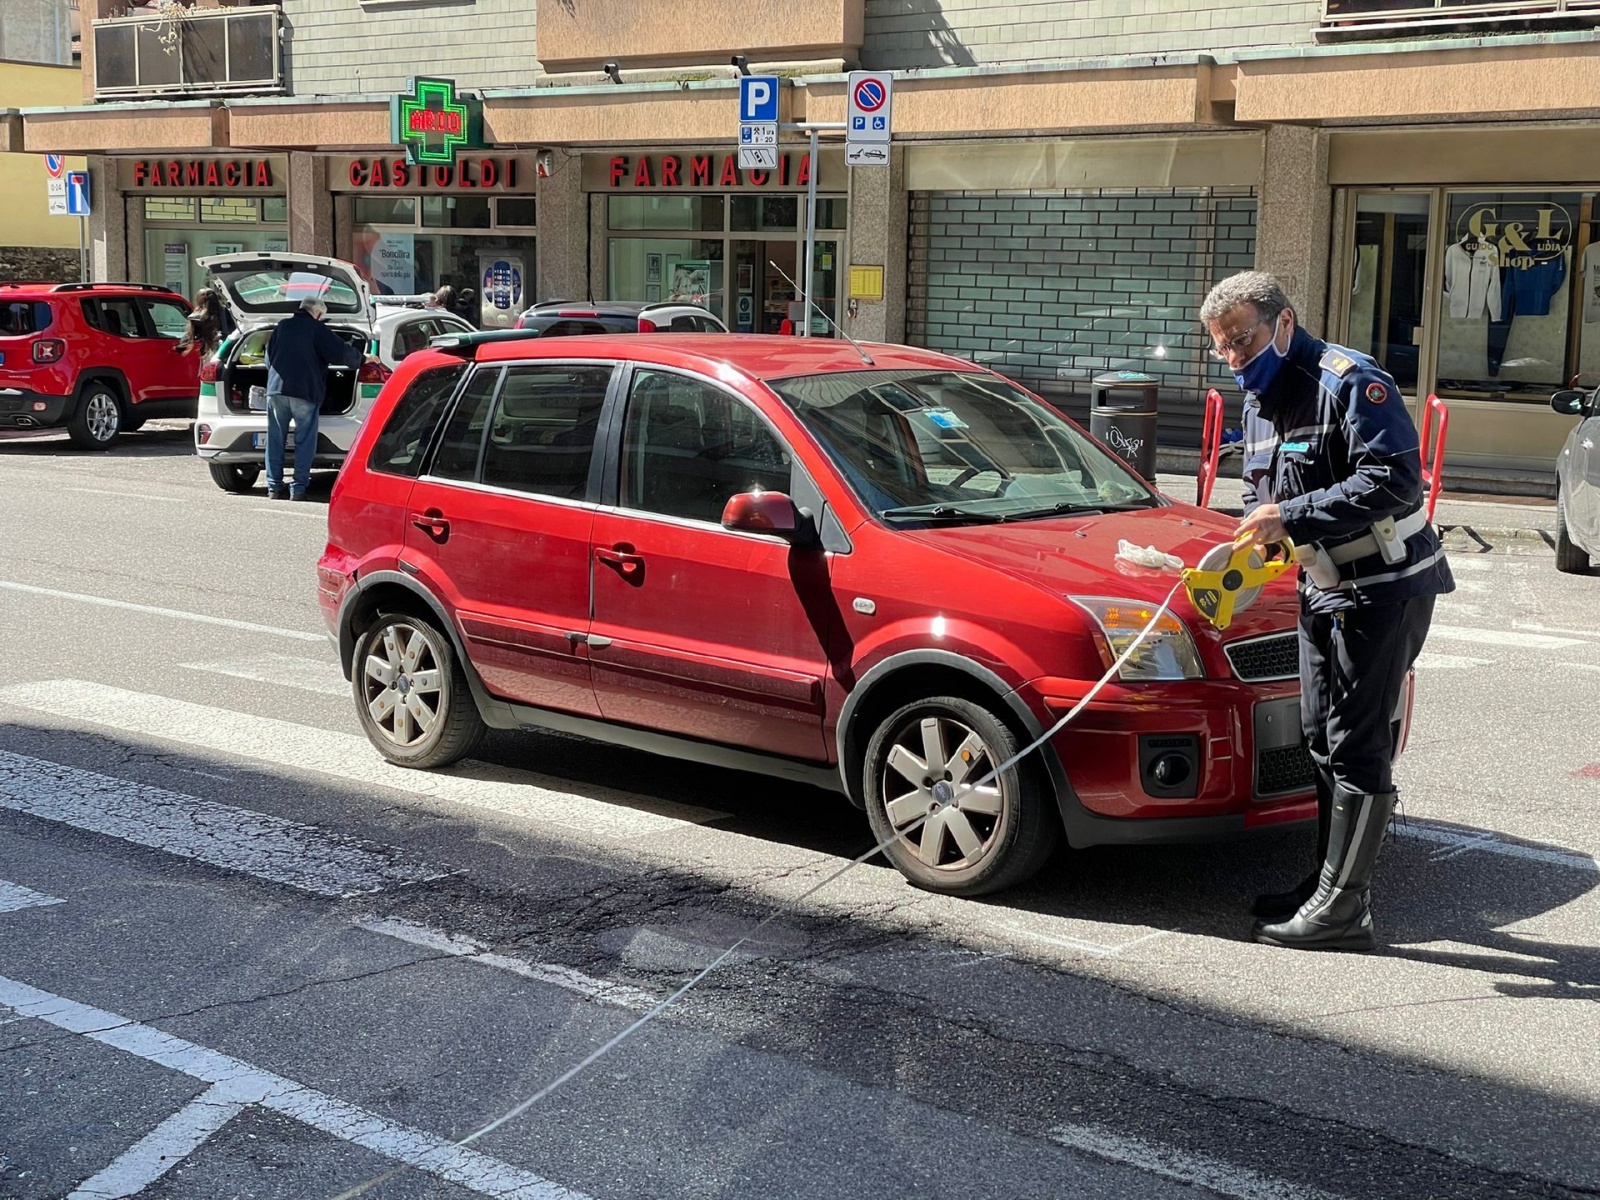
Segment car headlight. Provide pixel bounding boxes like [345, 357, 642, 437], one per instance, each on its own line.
[1069, 596, 1205, 682]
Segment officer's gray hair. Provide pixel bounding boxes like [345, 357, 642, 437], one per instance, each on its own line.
[1200, 271, 1292, 326]
[299, 297, 327, 317]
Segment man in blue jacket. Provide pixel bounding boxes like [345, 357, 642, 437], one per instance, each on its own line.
[264, 298, 367, 500]
[1200, 271, 1454, 952]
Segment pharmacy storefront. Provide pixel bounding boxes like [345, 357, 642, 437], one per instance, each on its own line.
[587, 148, 846, 334]
[333, 153, 539, 329]
[122, 156, 288, 301]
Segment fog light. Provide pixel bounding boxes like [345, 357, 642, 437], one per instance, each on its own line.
[31, 401, 47, 412]
[1151, 754, 1192, 789]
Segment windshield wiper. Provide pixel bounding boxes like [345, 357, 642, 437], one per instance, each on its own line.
[880, 503, 1009, 525]
[1002, 499, 1161, 520]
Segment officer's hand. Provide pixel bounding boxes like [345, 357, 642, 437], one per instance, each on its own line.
[1235, 503, 1287, 546]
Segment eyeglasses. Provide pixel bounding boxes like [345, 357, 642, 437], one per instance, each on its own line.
[1209, 320, 1268, 360]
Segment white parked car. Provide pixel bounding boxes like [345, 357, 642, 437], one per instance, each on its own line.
[192, 252, 472, 494]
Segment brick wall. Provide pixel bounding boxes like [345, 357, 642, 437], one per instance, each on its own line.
[279, 0, 539, 96]
[906, 188, 1256, 446]
[863, 0, 1321, 69]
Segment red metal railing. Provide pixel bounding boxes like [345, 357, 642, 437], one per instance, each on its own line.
[1196, 387, 1225, 508]
[1420, 393, 1449, 523]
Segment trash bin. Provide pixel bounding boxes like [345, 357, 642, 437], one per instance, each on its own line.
[1089, 371, 1159, 480]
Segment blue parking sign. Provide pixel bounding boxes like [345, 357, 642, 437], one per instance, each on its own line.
[738, 75, 780, 123]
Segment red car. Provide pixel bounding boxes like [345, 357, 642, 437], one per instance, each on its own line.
[319, 334, 1315, 895]
[0, 282, 201, 449]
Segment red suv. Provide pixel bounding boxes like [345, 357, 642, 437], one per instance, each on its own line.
[319, 334, 1315, 895]
[0, 282, 201, 449]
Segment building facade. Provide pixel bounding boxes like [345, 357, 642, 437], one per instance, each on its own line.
[11, 0, 1600, 484]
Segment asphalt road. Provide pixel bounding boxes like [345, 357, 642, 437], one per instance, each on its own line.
[1, 424, 1597, 1200]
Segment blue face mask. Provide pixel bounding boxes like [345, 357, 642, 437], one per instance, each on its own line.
[1233, 321, 1289, 395]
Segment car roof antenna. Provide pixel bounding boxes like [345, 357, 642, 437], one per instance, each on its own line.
[766, 260, 874, 365]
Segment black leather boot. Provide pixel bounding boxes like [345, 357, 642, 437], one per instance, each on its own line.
[1251, 765, 1334, 920]
[1253, 787, 1396, 952]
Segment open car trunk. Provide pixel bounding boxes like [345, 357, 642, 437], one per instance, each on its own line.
[222, 326, 366, 417]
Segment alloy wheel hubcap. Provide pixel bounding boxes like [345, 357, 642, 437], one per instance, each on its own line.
[87, 394, 118, 441]
[362, 622, 443, 748]
[881, 715, 1005, 870]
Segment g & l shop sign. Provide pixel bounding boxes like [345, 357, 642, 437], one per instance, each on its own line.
[1456, 198, 1573, 269]
[119, 157, 281, 193]
[330, 154, 535, 193]
[586, 149, 841, 192]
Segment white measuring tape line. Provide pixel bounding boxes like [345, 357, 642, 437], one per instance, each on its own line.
[328, 575, 1194, 1200]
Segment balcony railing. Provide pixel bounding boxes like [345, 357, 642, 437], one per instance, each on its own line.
[1323, 0, 1600, 34]
[93, 5, 282, 99]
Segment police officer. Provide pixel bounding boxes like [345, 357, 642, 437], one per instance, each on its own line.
[1200, 271, 1454, 952]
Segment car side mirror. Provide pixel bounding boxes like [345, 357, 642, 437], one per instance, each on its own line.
[1551, 389, 1590, 416]
[721, 490, 803, 539]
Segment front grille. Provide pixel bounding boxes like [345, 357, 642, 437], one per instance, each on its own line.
[1226, 632, 1299, 682]
[1257, 744, 1316, 797]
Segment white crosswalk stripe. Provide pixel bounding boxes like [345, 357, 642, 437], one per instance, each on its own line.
[0, 750, 450, 898]
[0, 878, 65, 913]
[179, 652, 350, 696]
[0, 679, 728, 838]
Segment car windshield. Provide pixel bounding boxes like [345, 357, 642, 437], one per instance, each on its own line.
[766, 369, 1159, 522]
[214, 269, 362, 316]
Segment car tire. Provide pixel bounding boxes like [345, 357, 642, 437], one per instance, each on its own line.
[862, 694, 1059, 896]
[1555, 489, 1591, 574]
[208, 462, 261, 493]
[352, 610, 486, 770]
[66, 383, 124, 451]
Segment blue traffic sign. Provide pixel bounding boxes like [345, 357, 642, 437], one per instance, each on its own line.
[738, 74, 780, 124]
[852, 78, 886, 113]
[45, 153, 65, 179]
[65, 170, 90, 217]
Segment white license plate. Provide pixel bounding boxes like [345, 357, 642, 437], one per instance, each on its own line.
[250, 433, 292, 450]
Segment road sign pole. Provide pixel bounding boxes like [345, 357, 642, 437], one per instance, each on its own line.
[78, 216, 87, 283]
[803, 127, 818, 338]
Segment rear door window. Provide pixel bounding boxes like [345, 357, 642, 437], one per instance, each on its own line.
[481, 365, 613, 500]
[369, 364, 467, 478]
[429, 367, 501, 481]
[82, 298, 147, 339]
[393, 318, 437, 361]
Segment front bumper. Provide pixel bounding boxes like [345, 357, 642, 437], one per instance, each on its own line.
[1023, 675, 1314, 828]
[0, 388, 71, 429]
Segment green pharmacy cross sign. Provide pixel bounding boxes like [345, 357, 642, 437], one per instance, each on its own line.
[390, 77, 483, 166]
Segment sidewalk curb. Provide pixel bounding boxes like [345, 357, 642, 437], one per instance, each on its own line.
[1439, 525, 1555, 554]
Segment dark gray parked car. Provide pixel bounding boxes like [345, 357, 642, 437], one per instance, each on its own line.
[1551, 387, 1600, 573]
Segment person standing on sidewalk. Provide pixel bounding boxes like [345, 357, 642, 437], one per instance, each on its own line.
[1199, 271, 1454, 952]
[263, 298, 367, 500]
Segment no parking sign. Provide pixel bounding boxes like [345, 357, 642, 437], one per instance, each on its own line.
[847, 72, 893, 143]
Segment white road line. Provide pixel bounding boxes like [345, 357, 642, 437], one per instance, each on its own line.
[994, 924, 1170, 957]
[179, 653, 348, 697]
[248, 505, 327, 519]
[1428, 624, 1587, 650]
[65, 487, 188, 504]
[0, 879, 65, 913]
[67, 1083, 248, 1200]
[0, 680, 728, 839]
[1561, 663, 1600, 674]
[1401, 821, 1598, 874]
[0, 750, 450, 898]
[1513, 621, 1600, 641]
[357, 917, 656, 1011]
[0, 581, 324, 642]
[1413, 652, 1493, 670]
[0, 973, 589, 1200]
[1048, 1123, 1341, 1200]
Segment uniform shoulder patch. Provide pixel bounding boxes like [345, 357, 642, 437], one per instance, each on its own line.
[1365, 381, 1389, 404]
[1320, 349, 1358, 377]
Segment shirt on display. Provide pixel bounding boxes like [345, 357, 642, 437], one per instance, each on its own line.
[1501, 250, 1567, 317]
[1584, 242, 1600, 323]
[1444, 239, 1501, 320]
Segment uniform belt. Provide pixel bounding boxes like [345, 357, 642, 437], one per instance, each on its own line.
[1324, 510, 1429, 566]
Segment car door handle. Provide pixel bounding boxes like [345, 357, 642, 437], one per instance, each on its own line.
[410, 509, 450, 540]
[595, 545, 645, 579]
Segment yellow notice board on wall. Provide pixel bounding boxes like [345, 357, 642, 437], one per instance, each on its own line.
[848, 265, 884, 302]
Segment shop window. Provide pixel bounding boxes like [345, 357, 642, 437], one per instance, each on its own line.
[1435, 190, 1582, 401]
[481, 366, 613, 500]
[814, 199, 846, 230]
[608, 195, 724, 232]
[201, 197, 259, 224]
[731, 195, 798, 232]
[1348, 192, 1430, 391]
[262, 197, 288, 223]
[423, 195, 492, 229]
[354, 197, 418, 226]
[496, 198, 537, 227]
[608, 239, 724, 318]
[145, 197, 197, 221]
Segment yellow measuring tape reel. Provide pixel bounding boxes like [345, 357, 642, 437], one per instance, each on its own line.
[1180, 537, 1297, 631]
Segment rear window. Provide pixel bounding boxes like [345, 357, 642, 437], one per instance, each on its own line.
[521, 314, 637, 337]
[214, 269, 362, 316]
[369, 365, 467, 478]
[0, 301, 52, 336]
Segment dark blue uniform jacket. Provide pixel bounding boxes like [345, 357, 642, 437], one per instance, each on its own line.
[1241, 327, 1455, 613]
